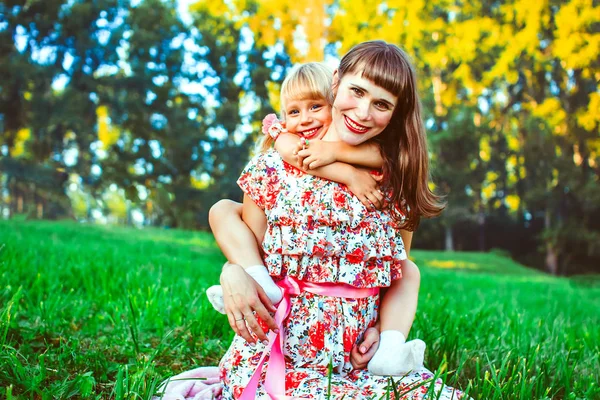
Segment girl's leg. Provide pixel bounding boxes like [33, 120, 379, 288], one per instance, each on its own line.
[368, 260, 426, 375]
[207, 199, 282, 313]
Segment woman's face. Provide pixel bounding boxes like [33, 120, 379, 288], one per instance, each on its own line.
[283, 98, 332, 140]
[330, 71, 398, 146]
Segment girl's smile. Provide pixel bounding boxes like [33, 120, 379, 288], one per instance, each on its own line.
[284, 98, 332, 140]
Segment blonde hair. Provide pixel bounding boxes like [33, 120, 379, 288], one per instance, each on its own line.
[337, 40, 445, 230]
[260, 62, 333, 152]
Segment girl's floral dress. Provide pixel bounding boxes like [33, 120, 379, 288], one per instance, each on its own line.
[219, 150, 467, 400]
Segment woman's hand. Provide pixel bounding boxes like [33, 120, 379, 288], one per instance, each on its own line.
[220, 263, 278, 344]
[345, 168, 384, 210]
[294, 139, 338, 170]
[350, 326, 380, 370]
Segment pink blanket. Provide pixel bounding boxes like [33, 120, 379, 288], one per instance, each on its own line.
[154, 366, 222, 400]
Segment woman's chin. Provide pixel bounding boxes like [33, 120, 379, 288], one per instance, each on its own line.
[338, 130, 369, 146]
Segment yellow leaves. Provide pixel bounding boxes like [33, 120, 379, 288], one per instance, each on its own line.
[481, 170, 498, 203]
[553, 0, 600, 70]
[13, 128, 31, 158]
[507, 136, 520, 153]
[103, 186, 127, 220]
[190, 173, 212, 190]
[479, 136, 491, 162]
[531, 98, 567, 135]
[576, 92, 600, 131]
[97, 105, 120, 149]
[240, 0, 331, 62]
[505, 195, 520, 213]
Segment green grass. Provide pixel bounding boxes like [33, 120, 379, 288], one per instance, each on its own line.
[0, 220, 598, 399]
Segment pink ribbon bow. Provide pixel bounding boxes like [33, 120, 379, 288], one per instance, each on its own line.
[240, 276, 379, 400]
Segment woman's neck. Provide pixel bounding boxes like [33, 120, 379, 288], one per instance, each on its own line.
[320, 123, 340, 142]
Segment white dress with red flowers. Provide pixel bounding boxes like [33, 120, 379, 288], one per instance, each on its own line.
[219, 150, 467, 400]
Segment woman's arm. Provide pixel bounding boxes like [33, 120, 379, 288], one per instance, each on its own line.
[220, 194, 278, 343]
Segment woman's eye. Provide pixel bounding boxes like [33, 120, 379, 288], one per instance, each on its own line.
[351, 87, 362, 96]
[375, 101, 390, 110]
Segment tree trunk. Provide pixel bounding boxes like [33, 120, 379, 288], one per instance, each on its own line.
[445, 224, 454, 251]
[545, 209, 559, 275]
[478, 211, 486, 251]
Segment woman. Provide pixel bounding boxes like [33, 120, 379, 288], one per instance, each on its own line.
[217, 40, 468, 399]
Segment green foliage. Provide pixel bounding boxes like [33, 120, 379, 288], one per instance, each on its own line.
[0, 221, 599, 398]
[1, 0, 598, 271]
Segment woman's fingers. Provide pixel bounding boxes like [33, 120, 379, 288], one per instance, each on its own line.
[365, 191, 382, 210]
[256, 289, 279, 331]
[240, 311, 267, 343]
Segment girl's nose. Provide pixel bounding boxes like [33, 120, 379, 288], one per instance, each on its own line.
[300, 112, 313, 124]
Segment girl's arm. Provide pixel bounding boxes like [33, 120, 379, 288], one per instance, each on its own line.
[275, 133, 383, 169]
[297, 139, 383, 169]
[275, 133, 384, 209]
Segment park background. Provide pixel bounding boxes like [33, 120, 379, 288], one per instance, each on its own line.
[0, 0, 599, 398]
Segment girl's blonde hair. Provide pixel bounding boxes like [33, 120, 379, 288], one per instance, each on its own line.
[260, 62, 333, 152]
[337, 40, 445, 230]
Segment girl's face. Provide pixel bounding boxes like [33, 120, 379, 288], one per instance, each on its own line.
[330, 71, 398, 146]
[283, 98, 332, 140]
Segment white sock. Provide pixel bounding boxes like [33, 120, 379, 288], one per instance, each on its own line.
[206, 285, 226, 314]
[368, 330, 426, 376]
[245, 265, 283, 304]
[205, 265, 283, 314]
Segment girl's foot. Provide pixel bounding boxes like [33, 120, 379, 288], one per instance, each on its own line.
[368, 330, 426, 376]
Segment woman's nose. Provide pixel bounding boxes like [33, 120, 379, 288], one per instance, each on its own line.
[355, 101, 371, 121]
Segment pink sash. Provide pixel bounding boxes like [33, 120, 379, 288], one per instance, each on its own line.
[239, 276, 379, 400]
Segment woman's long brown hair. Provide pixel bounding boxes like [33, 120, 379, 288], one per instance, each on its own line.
[338, 41, 445, 230]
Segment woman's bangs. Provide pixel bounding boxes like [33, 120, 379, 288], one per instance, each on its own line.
[344, 50, 408, 96]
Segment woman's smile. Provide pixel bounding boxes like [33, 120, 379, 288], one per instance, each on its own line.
[344, 115, 369, 134]
[326, 71, 398, 146]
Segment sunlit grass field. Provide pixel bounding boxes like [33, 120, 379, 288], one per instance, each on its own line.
[1, 219, 598, 399]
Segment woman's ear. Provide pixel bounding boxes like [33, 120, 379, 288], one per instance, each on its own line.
[331, 69, 340, 95]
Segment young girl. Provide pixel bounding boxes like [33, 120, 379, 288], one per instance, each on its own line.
[208, 62, 426, 377]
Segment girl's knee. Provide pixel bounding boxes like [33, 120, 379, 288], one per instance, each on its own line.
[209, 199, 242, 227]
[402, 259, 421, 284]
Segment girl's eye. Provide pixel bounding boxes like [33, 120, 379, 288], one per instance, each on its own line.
[310, 104, 323, 111]
[287, 109, 299, 115]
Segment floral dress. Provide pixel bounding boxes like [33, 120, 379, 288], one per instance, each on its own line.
[219, 150, 467, 400]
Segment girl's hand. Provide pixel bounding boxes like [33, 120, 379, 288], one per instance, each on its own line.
[294, 139, 337, 170]
[220, 263, 278, 344]
[350, 326, 380, 370]
[345, 168, 384, 210]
